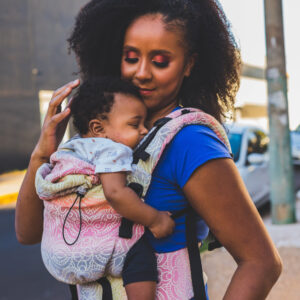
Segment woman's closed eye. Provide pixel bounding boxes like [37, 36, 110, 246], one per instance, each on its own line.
[124, 51, 170, 68]
[152, 55, 170, 68]
[124, 50, 138, 64]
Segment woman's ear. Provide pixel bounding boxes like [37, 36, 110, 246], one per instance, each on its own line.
[88, 119, 106, 137]
[184, 53, 197, 77]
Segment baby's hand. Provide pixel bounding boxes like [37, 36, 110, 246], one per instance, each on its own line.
[148, 211, 175, 239]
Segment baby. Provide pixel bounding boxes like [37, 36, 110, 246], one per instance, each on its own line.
[35, 77, 174, 299]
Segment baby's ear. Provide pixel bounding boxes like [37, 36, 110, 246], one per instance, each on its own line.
[89, 119, 106, 137]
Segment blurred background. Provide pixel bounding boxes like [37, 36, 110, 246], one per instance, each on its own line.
[1, 0, 300, 299]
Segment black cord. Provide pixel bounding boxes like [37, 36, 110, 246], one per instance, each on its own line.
[62, 192, 83, 246]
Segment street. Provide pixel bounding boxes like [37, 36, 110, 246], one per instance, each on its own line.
[0, 209, 70, 300]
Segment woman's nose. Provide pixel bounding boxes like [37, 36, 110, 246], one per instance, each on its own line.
[135, 60, 152, 82]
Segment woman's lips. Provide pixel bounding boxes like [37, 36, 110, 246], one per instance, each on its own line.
[139, 88, 155, 96]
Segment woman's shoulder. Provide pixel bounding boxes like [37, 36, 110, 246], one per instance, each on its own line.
[171, 124, 228, 150]
[157, 124, 232, 188]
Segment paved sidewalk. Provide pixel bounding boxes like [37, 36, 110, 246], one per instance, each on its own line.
[203, 247, 300, 300]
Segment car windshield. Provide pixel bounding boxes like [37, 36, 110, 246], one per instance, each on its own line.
[228, 133, 242, 162]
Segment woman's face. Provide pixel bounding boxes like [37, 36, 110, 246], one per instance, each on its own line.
[121, 14, 194, 114]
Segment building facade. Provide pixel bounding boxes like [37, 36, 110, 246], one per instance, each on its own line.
[0, 0, 86, 173]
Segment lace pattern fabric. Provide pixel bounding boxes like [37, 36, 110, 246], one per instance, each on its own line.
[42, 196, 144, 284]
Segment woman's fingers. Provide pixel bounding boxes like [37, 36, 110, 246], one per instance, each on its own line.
[48, 107, 71, 129]
[66, 96, 74, 108]
[47, 87, 71, 116]
[52, 79, 80, 99]
[47, 80, 80, 117]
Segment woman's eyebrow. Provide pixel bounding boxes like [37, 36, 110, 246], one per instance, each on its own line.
[150, 49, 172, 56]
[123, 45, 172, 56]
[123, 45, 140, 53]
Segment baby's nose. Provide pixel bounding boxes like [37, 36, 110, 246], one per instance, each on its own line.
[141, 126, 148, 136]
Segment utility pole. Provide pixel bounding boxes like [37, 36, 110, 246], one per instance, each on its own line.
[264, 0, 296, 224]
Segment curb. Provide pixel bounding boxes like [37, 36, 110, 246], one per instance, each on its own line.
[0, 192, 18, 206]
[0, 169, 25, 207]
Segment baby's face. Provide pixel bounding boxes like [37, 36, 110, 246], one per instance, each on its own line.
[103, 93, 148, 149]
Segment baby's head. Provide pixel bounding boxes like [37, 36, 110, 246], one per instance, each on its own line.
[71, 77, 148, 149]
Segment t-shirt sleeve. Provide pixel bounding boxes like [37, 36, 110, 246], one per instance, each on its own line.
[166, 125, 232, 188]
[93, 141, 133, 174]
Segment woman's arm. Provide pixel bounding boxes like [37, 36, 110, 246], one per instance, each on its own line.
[183, 158, 282, 300]
[15, 80, 80, 244]
[100, 172, 175, 238]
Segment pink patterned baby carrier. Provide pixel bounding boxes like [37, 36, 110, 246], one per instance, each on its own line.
[35, 107, 231, 300]
[35, 145, 145, 299]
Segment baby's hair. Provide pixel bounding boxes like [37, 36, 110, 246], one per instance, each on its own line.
[71, 77, 142, 134]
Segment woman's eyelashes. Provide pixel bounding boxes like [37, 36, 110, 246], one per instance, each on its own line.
[124, 50, 138, 64]
[124, 51, 170, 68]
[152, 55, 170, 68]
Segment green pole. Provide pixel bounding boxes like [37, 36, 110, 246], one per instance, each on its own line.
[264, 0, 296, 224]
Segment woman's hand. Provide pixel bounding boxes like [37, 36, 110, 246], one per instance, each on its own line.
[32, 79, 80, 162]
[15, 80, 80, 245]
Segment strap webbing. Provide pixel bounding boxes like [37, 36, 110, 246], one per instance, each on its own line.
[69, 284, 78, 300]
[68, 278, 113, 300]
[133, 117, 171, 164]
[186, 209, 207, 300]
[171, 207, 189, 220]
[119, 182, 144, 239]
[119, 217, 133, 239]
[96, 277, 113, 300]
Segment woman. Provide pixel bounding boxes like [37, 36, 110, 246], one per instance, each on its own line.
[16, 0, 282, 299]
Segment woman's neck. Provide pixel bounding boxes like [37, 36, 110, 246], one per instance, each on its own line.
[146, 102, 178, 129]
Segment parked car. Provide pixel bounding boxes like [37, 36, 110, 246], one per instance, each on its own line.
[226, 124, 270, 208]
[291, 129, 300, 165]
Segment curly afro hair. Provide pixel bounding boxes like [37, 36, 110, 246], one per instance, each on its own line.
[71, 76, 142, 134]
[68, 0, 241, 122]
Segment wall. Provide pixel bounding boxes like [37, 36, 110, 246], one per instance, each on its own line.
[0, 0, 87, 172]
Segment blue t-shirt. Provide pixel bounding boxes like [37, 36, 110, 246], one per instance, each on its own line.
[144, 124, 232, 253]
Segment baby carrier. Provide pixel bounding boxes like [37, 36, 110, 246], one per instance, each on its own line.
[125, 107, 232, 300]
[37, 107, 232, 300]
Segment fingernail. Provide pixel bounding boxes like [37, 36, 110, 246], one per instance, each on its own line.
[73, 79, 79, 84]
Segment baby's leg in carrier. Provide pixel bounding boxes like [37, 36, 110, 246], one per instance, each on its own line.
[122, 234, 158, 300]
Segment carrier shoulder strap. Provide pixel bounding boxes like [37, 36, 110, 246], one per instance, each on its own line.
[133, 107, 232, 170]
